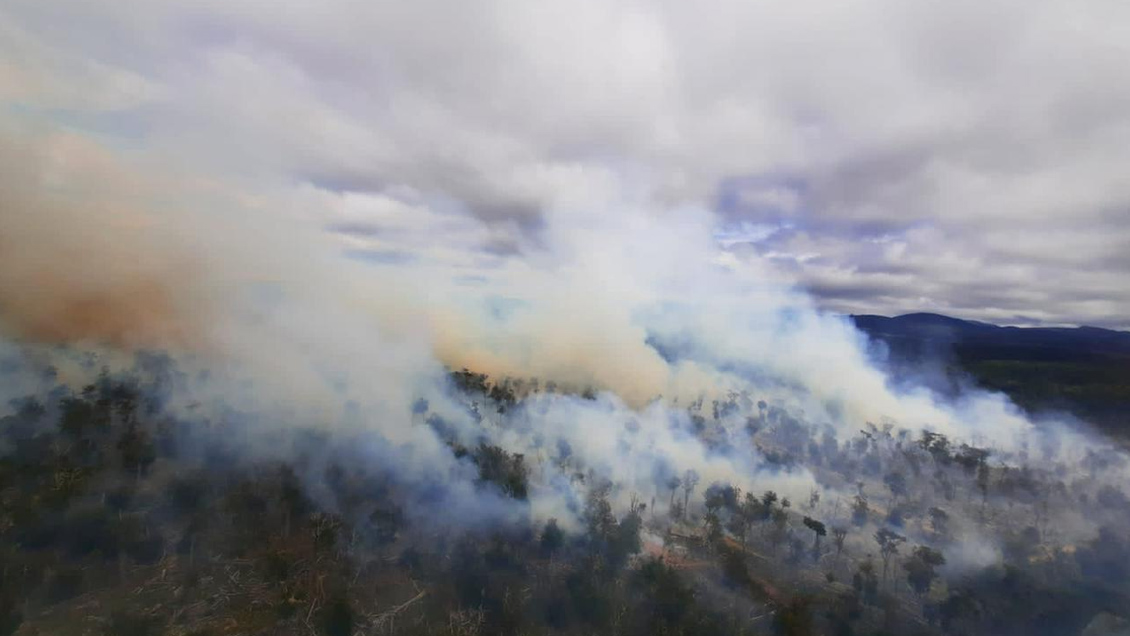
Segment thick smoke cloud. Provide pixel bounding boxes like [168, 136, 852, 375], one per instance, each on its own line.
[0, 129, 209, 348]
[0, 118, 1122, 541]
[2, 8, 1130, 625]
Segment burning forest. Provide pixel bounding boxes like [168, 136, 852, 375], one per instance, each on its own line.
[1, 340, 1129, 636]
[3, 1, 1130, 634]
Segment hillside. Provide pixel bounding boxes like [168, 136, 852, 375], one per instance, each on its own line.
[851, 313, 1130, 436]
[3, 349, 1129, 636]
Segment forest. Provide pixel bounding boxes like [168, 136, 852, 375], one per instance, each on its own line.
[2, 343, 1128, 636]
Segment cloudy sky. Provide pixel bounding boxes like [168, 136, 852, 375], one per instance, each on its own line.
[3, 0, 1130, 329]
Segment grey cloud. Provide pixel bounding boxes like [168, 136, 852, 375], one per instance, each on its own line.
[2, 0, 1129, 326]
[343, 248, 417, 266]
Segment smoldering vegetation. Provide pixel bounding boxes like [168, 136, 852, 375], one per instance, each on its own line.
[2, 334, 1129, 636]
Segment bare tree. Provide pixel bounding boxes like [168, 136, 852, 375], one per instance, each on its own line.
[977, 463, 991, 511]
[770, 508, 789, 554]
[928, 507, 949, 538]
[831, 527, 848, 573]
[682, 469, 700, 517]
[667, 475, 682, 509]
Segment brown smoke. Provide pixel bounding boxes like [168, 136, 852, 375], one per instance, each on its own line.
[0, 127, 723, 408]
[0, 128, 209, 350]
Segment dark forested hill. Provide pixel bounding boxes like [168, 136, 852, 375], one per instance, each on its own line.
[851, 313, 1130, 436]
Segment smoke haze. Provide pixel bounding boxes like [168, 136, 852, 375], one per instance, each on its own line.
[0, 120, 1121, 525]
[2, 4, 1130, 634]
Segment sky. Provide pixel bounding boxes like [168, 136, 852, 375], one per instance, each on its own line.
[2, 0, 1130, 330]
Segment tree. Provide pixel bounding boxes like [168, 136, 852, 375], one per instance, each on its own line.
[12, 396, 45, 422]
[279, 466, 310, 537]
[1076, 525, 1130, 583]
[955, 444, 990, 474]
[584, 487, 643, 570]
[681, 469, 700, 516]
[770, 508, 789, 553]
[883, 471, 908, 507]
[737, 492, 760, 549]
[368, 505, 400, 548]
[928, 506, 949, 537]
[760, 490, 778, 520]
[934, 469, 956, 501]
[704, 484, 725, 517]
[704, 511, 723, 546]
[541, 519, 564, 557]
[704, 482, 740, 514]
[667, 475, 681, 509]
[854, 560, 879, 605]
[874, 528, 906, 583]
[472, 444, 528, 499]
[450, 368, 489, 394]
[940, 588, 982, 633]
[609, 499, 645, 568]
[831, 527, 848, 573]
[904, 546, 946, 597]
[851, 494, 869, 526]
[631, 558, 697, 631]
[919, 431, 951, 463]
[774, 597, 814, 636]
[584, 485, 617, 545]
[976, 463, 991, 509]
[788, 535, 807, 564]
[720, 546, 752, 590]
[117, 423, 155, 480]
[886, 504, 906, 528]
[802, 516, 826, 561]
[59, 396, 95, 439]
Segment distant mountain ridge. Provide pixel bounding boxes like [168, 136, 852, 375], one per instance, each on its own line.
[849, 312, 1130, 437]
[850, 312, 1130, 359]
